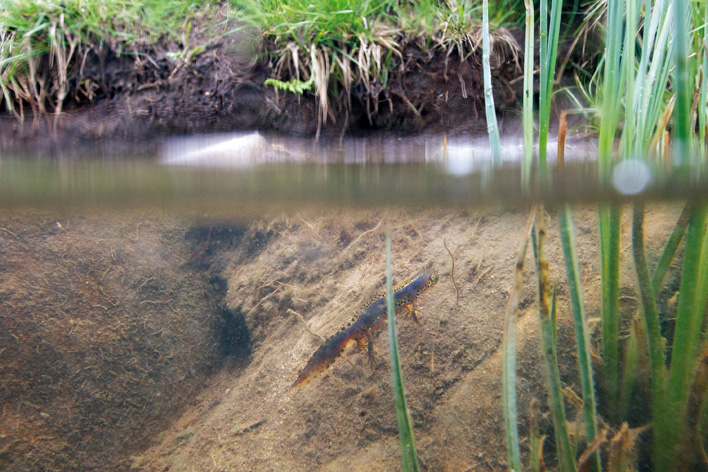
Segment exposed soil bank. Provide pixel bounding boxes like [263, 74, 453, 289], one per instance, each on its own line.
[0, 31, 522, 156]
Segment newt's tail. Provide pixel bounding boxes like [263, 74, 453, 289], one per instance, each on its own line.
[292, 327, 357, 388]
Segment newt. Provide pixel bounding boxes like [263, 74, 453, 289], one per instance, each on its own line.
[292, 269, 439, 388]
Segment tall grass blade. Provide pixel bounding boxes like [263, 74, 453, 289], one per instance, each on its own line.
[597, 0, 624, 174]
[482, 0, 501, 166]
[699, 0, 708, 158]
[632, 0, 672, 156]
[385, 230, 419, 472]
[621, 0, 639, 157]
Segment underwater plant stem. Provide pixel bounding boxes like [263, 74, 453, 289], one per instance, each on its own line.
[662, 203, 708, 470]
[559, 206, 599, 472]
[677, 343, 708, 472]
[385, 231, 419, 472]
[599, 204, 621, 422]
[596, 6, 624, 403]
[618, 317, 643, 421]
[651, 203, 691, 295]
[529, 398, 544, 472]
[534, 209, 576, 472]
[631, 202, 669, 469]
[503, 207, 537, 472]
[482, 0, 501, 166]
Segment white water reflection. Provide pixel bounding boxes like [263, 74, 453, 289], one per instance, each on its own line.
[612, 159, 653, 195]
[160, 132, 598, 175]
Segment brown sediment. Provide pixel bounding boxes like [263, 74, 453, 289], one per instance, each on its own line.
[0, 206, 688, 471]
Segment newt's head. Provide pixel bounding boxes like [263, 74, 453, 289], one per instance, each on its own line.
[426, 270, 439, 289]
[416, 269, 439, 294]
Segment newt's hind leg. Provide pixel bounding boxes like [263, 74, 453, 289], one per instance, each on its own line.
[400, 302, 422, 326]
[365, 330, 376, 369]
[357, 331, 377, 369]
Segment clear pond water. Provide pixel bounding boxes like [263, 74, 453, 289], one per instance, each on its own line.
[0, 132, 705, 471]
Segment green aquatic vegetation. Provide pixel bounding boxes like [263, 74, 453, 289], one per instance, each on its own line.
[699, 1, 708, 159]
[533, 209, 577, 472]
[671, 0, 691, 164]
[499, 0, 708, 469]
[536, 0, 562, 175]
[658, 204, 708, 469]
[503, 208, 536, 472]
[559, 204, 600, 471]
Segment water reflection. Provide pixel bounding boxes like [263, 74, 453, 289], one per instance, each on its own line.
[0, 131, 703, 212]
[160, 132, 598, 175]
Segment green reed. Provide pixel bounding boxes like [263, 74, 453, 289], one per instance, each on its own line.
[536, 0, 562, 174]
[385, 231, 419, 472]
[700, 1, 708, 159]
[501, 0, 531, 461]
[482, 0, 501, 165]
[520, 0, 534, 186]
[596, 0, 623, 424]
[501, 0, 708, 470]
[658, 204, 708, 469]
[559, 205, 600, 471]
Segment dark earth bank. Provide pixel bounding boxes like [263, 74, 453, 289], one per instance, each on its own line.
[0, 29, 525, 157]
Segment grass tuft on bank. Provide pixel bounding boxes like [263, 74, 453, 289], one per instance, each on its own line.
[0, 0, 523, 125]
[231, 0, 521, 134]
[0, 0, 217, 117]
